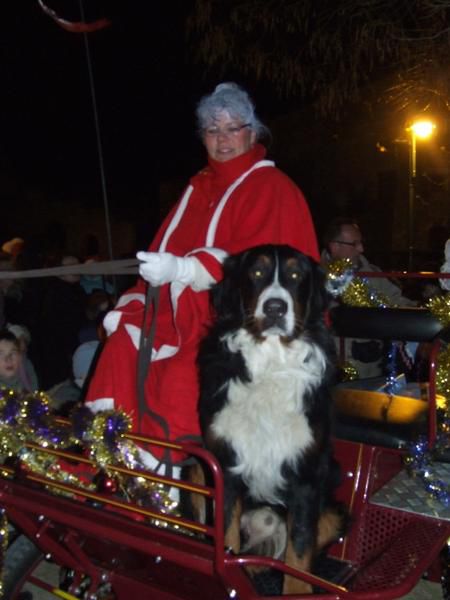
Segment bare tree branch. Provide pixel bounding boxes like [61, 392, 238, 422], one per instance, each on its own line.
[188, 0, 450, 118]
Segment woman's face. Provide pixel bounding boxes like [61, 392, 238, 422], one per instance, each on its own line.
[202, 111, 256, 162]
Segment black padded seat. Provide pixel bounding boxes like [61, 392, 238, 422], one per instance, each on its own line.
[329, 305, 449, 450]
[329, 305, 444, 343]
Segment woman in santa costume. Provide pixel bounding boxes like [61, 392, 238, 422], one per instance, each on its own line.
[85, 82, 319, 475]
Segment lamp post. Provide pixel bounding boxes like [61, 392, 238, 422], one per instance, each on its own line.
[406, 119, 436, 271]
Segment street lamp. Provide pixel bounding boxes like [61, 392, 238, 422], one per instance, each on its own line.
[406, 119, 436, 271]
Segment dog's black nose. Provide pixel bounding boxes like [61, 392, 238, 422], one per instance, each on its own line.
[263, 298, 288, 318]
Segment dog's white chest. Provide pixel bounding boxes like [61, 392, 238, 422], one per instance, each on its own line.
[212, 332, 326, 504]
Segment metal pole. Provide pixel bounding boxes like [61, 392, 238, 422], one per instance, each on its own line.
[78, 0, 114, 264]
[408, 132, 416, 271]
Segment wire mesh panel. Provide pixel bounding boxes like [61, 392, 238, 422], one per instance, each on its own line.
[348, 505, 450, 596]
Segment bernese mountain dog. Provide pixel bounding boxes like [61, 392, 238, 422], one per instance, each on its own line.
[191, 244, 345, 595]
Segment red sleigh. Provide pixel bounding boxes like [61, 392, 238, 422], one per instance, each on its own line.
[1, 277, 450, 599]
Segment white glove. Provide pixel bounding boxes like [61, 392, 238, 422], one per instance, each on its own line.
[137, 251, 196, 287]
[439, 239, 450, 291]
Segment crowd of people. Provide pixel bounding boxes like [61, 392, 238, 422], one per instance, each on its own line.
[0, 243, 114, 413]
[1, 82, 449, 473]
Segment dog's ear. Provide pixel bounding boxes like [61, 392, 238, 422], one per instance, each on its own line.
[303, 258, 331, 325]
[211, 253, 245, 325]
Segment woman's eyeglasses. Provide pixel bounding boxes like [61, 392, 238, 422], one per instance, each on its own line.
[204, 124, 251, 138]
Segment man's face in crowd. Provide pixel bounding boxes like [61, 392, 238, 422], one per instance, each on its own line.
[328, 224, 364, 267]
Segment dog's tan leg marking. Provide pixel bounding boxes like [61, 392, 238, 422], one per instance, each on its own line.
[282, 509, 343, 594]
[224, 496, 242, 554]
[283, 542, 313, 595]
[187, 462, 206, 524]
[282, 513, 313, 595]
[317, 508, 342, 550]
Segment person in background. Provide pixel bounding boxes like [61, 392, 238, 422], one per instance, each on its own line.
[85, 82, 319, 475]
[0, 253, 25, 328]
[321, 217, 416, 379]
[0, 329, 38, 392]
[78, 290, 112, 344]
[414, 238, 450, 380]
[80, 258, 114, 297]
[6, 324, 39, 393]
[38, 255, 87, 388]
[439, 239, 450, 291]
[1, 237, 25, 260]
[321, 217, 416, 307]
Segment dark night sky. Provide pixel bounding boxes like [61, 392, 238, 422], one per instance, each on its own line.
[1, 2, 446, 269]
[1, 1, 219, 199]
[1, 1, 312, 255]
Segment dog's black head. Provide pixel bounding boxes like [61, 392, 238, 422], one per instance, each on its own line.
[211, 244, 330, 341]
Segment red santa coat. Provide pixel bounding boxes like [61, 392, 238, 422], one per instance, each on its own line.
[85, 144, 319, 463]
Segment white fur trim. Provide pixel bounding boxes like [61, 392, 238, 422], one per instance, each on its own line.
[213, 331, 326, 504]
[85, 397, 115, 412]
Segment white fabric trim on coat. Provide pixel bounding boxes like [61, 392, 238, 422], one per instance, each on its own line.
[158, 185, 194, 252]
[116, 292, 146, 308]
[104, 292, 146, 335]
[205, 160, 274, 246]
[124, 323, 178, 361]
[103, 310, 122, 336]
[186, 247, 229, 291]
[189, 246, 229, 264]
[188, 257, 217, 292]
[137, 448, 181, 500]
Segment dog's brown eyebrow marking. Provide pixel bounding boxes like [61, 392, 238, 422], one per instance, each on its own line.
[286, 257, 300, 268]
[254, 254, 272, 266]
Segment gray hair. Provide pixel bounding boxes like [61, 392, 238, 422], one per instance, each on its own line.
[196, 82, 270, 141]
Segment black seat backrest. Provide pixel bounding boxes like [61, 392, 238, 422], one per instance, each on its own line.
[329, 306, 443, 343]
[329, 305, 447, 451]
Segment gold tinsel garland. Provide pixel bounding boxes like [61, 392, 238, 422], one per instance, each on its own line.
[325, 259, 395, 379]
[326, 260, 450, 504]
[436, 345, 450, 408]
[340, 362, 359, 382]
[426, 295, 450, 330]
[325, 258, 393, 308]
[425, 295, 450, 411]
[326, 260, 450, 408]
[0, 392, 183, 540]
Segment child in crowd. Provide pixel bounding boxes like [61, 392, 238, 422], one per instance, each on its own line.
[6, 323, 39, 391]
[0, 329, 38, 392]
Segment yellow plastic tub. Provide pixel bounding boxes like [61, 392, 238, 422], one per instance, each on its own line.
[333, 378, 443, 424]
